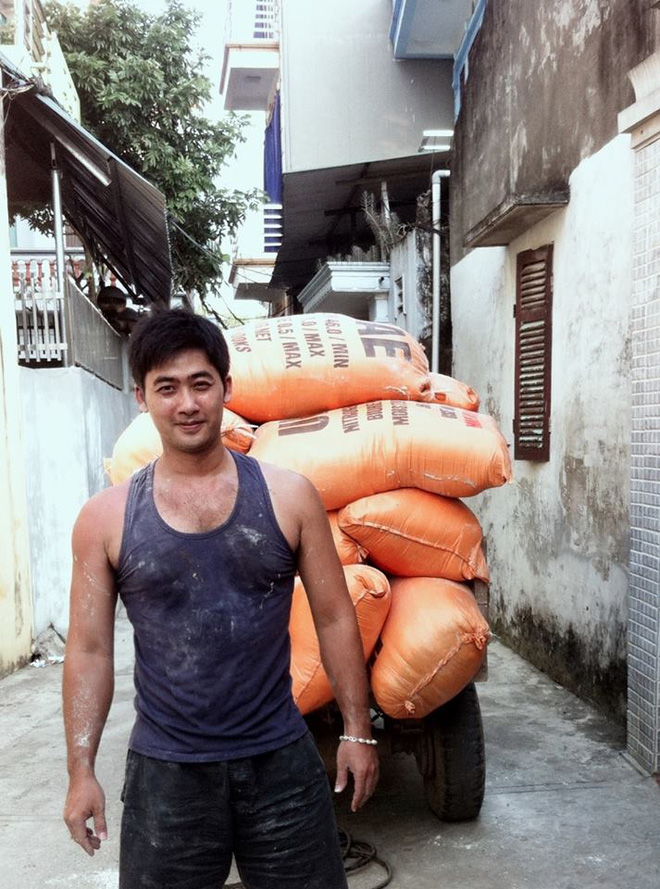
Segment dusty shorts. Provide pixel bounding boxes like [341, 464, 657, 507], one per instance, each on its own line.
[119, 732, 348, 889]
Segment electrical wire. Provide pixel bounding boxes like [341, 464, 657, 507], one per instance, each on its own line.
[167, 215, 226, 270]
[338, 825, 393, 888]
[1, 76, 35, 124]
[223, 826, 392, 889]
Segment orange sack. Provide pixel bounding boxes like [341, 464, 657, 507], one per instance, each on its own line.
[430, 372, 480, 412]
[338, 490, 489, 583]
[371, 577, 491, 720]
[250, 400, 512, 510]
[226, 314, 432, 422]
[290, 564, 391, 715]
[327, 512, 367, 566]
[104, 409, 254, 485]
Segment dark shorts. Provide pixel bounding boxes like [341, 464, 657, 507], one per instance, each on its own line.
[119, 732, 348, 889]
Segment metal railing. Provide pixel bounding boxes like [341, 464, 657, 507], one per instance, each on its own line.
[12, 250, 86, 290]
[231, 203, 283, 260]
[14, 260, 125, 389]
[225, 0, 280, 43]
[67, 277, 124, 390]
[263, 203, 283, 253]
[14, 259, 67, 364]
[16, 292, 67, 364]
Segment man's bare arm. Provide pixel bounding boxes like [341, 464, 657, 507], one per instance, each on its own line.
[62, 493, 119, 856]
[296, 477, 379, 812]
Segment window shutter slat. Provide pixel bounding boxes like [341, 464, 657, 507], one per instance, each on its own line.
[514, 245, 553, 461]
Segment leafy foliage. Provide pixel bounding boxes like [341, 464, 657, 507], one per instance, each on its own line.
[43, 0, 261, 296]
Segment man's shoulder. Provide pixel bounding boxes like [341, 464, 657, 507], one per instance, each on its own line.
[252, 457, 323, 520]
[252, 458, 314, 498]
[75, 479, 131, 541]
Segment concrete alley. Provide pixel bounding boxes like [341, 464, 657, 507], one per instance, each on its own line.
[0, 611, 659, 889]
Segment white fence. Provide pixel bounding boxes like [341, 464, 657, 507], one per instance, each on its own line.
[14, 260, 67, 364]
[14, 257, 125, 390]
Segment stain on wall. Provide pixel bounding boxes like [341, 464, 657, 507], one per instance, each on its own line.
[450, 0, 653, 262]
[494, 600, 628, 722]
[451, 133, 634, 721]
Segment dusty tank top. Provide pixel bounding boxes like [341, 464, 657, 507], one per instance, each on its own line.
[116, 451, 307, 761]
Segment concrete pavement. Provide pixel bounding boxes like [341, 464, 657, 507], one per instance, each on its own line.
[1, 610, 659, 889]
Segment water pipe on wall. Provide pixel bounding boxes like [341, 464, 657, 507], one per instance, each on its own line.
[431, 169, 450, 374]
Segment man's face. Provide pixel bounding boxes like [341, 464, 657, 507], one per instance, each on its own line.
[136, 348, 233, 456]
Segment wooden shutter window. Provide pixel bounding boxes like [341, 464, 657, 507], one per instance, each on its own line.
[514, 245, 553, 461]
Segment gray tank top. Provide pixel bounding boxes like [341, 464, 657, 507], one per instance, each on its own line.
[116, 451, 307, 761]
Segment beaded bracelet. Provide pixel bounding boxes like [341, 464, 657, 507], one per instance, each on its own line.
[339, 734, 378, 746]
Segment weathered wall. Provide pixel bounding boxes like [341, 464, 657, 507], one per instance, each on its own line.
[0, 126, 33, 678]
[450, 0, 652, 261]
[281, 0, 454, 172]
[19, 365, 135, 638]
[451, 136, 633, 719]
[388, 231, 428, 341]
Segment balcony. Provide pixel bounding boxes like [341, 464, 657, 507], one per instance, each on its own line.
[220, 0, 279, 111]
[390, 0, 475, 59]
[229, 203, 286, 302]
[0, 0, 80, 120]
[297, 260, 391, 319]
[14, 255, 126, 389]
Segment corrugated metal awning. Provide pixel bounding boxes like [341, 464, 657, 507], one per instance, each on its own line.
[3, 61, 172, 306]
[271, 152, 449, 296]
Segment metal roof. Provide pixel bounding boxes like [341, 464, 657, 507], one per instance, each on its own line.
[3, 61, 172, 306]
[271, 151, 449, 295]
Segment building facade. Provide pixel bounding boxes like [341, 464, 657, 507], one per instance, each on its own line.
[221, 0, 458, 348]
[449, 0, 659, 773]
[222, 0, 660, 773]
[0, 0, 172, 673]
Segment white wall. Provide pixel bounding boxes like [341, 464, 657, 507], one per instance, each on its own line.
[0, 125, 33, 677]
[280, 0, 454, 172]
[389, 231, 427, 340]
[450, 135, 633, 714]
[216, 114, 271, 322]
[19, 366, 136, 637]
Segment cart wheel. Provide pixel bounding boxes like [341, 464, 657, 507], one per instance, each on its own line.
[419, 683, 485, 822]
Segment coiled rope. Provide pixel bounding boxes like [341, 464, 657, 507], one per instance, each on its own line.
[338, 825, 393, 888]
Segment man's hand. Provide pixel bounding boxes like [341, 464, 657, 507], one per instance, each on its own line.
[63, 492, 120, 858]
[335, 741, 379, 812]
[64, 773, 108, 856]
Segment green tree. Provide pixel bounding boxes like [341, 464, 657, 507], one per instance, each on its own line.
[44, 0, 260, 299]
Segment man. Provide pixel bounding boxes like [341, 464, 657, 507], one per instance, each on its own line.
[63, 309, 378, 888]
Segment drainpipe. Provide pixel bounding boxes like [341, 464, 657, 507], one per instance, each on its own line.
[431, 170, 450, 374]
[51, 142, 69, 363]
[51, 143, 66, 293]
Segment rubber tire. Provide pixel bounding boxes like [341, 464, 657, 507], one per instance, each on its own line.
[421, 683, 486, 822]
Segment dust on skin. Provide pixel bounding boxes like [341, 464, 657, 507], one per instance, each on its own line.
[71, 676, 95, 751]
[72, 554, 114, 616]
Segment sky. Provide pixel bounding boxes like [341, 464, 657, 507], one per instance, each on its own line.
[73, 0, 229, 110]
[132, 0, 228, 103]
[64, 0, 264, 319]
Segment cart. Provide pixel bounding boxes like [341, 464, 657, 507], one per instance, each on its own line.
[307, 576, 489, 823]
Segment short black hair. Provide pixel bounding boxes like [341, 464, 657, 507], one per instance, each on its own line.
[129, 309, 230, 390]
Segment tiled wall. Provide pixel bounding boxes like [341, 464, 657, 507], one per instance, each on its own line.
[629, 132, 660, 774]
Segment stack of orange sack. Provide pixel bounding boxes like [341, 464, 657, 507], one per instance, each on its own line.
[239, 315, 508, 719]
[106, 313, 511, 722]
